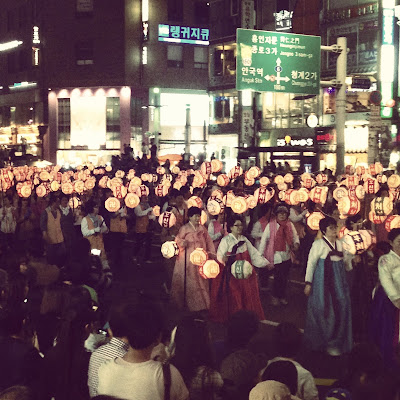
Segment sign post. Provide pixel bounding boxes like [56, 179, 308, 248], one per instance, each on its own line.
[236, 29, 321, 95]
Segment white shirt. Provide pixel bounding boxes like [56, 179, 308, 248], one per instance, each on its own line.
[260, 357, 319, 400]
[305, 238, 344, 283]
[378, 250, 400, 303]
[217, 233, 268, 268]
[97, 358, 189, 400]
[258, 221, 299, 264]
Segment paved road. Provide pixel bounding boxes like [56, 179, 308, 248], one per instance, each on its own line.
[109, 233, 347, 398]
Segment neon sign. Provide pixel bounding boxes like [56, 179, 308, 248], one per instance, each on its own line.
[158, 24, 209, 45]
[0, 40, 23, 52]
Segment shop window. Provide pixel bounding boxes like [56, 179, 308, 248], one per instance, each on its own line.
[194, 47, 208, 69]
[75, 41, 94, 65]
[168, 0, 183, 22]
[211, 93, 238, 124]
[167, 45, 183, 68]
[213, 46, 236, 77]
[194, 1, 209, 25]
[58, 99, 71, 150]
[106, 97, 120, 149]
[131, 97, 143, 127]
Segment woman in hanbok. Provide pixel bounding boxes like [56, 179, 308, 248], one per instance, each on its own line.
[170, 207, 215, 312]
[304, 216, 352, 356]
[369, 228, 400, 370]
[210, 216, 269, 322]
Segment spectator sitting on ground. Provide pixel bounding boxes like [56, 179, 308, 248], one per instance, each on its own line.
[258, 322, 318, 400]
[261, 360, 298, 397]
[96, 302, 188, 400]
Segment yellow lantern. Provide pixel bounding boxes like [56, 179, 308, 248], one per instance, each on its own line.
[193, 173, 207, 188]
[207, 198, 224, 215]
[284, 189, 300, 206]
[156, 166, 166, 175]
[105, 197, 121, 213]
[199, 260, 220, 279]
[68, 197, 81, 209]
[254, 187, 275, 204]
[211, 189, 224, 200]
[130, 177, 142, 187]
[124, 193, 140, 209]
[274, 175, 285, 185]
[309, 186, 328, 204]
[35, 185, 47, 198]
[244, 176, 255, 186]
[277, 183, 288, 192]
[84, 178, 96, 190]
[170, 166, 180, 175]
[259, 176, 270, 187]
[190, 248, 208, 266]
[141, 173, 149, 182]
[246, 195, 258, 209]
[223, 190, 235, 207]
[161, 241, 179, 259]
[371, 197, 393, 216]
[105, 165, 112, 172]
[231, 259, 253, 279]
[211, 159, 223, 173]
[98, 176, 109, 188]
[297, 188, 309, 203]
[230, 196, 248, 214]
[307, 212, 325, 231]
[388, 174, 400, 189]
[301, 173, 312, 182]
[61, 182, 74, 195]
[385, 215, 400, 232]
[338, 197, 360, 216]
[200, 210, 208, 225]
[50, 181, 60, 192]
[39, 171, 50, 181]
[158, 211, 177, 228]
[363, 178, 380, 194]
[20, 184, 32, 198]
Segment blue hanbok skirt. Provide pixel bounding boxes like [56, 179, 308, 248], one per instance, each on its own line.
[304, 258, 352, 353]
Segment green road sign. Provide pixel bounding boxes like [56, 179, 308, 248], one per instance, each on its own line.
[236, 28, 321, 95]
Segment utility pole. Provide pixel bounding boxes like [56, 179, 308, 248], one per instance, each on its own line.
[184, 104, 191, 157]
[321, 37, 347, 175]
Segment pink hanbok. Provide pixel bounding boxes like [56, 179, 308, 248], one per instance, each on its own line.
[171, 222, 216, 311]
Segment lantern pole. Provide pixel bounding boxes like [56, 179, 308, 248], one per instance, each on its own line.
[183, 247, 187, 310]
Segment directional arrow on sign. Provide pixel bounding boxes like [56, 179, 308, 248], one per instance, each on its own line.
[274, 58, 289, 84]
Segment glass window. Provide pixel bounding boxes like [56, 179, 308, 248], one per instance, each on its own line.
[194, 47, 208, 69]
[212, 44, 236, 77]
[210, 92, 238, 124]
[106, 97, 120, 149]
[131, 97, 143, 127]
[167, 45, 183, 68]
[58, 99, 71, 150]
[75, 41, 94, 65]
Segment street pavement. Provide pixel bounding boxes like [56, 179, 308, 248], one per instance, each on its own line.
[110, 232, 347, 398]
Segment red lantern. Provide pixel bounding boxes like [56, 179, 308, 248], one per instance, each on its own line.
[230, 196, 248, 214]
[309, 186, 328, 204]
[187, 196, 203, 209]
[200, 162, 212, 176]
[345, 175, 359, 187]
[228, 166, 243, 179]
[338, 197, 360, 216]
[369, 211, 386, 224]
[363, 178, 379, 194]
[199, 260, 220, 279]
[254, 187, 275, 204]
[385, 215, 400, 232]
[155, 184, 169, 197]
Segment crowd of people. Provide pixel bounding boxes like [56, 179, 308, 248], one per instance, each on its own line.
[0, 160, 400, 400]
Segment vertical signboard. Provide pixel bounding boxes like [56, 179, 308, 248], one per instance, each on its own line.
[236, 29, 321, 94]
[241, 0, 255, 30]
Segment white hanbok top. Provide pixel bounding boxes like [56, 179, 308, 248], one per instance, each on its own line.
[305, 238, 344, 283]
[217, 233, 268, 268]
[378, 250, 400, 303]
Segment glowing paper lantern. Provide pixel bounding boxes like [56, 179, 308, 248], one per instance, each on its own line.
[200, 210, 208, 225]
[68, 197, 81, 209]
[338, 197, 360, 216]
[193, 173, 207, 188]
[207, 198, 224, 215]
[338, 226, 349, 239]
[274, 175, 285, 185]
[199, 260, 220, 279]
[156, 166, 166, 175]
[302, 177, 316, 189]
[84, 178, 96, 190]
[254, 187, 274, 204]
[50, 181, 60, 192]
[371, 197, 393, 216]
[19, 184, 32, 198]
[112, 184, 127, 199]
[248, 166, 261, 179]
[245, 195, 258, 209]
[301, 173, 312, 182]
[345, 175, 359, 187]
[388, 174, 400, 189]
[385, 215, 400, 232]
[230, 196, 248, 214]
[187, 196, 203, 209]
[333, 187, 348, 202]
[259, 176, 270, 187]
[231, 259, 253, 279]
[39, 171, 50, 181]
[155, 184, 169, 197]
[316, 174, 328, 184]
[158, 211, 177, 228]
[171, 166, 181, 174]
[61, 182, 74, 195]
[228, 166, 243, 179]
[283, 190, 300, 206]
[389, 188, 400, 202]
[356, 166, 366, 176]
[211, 159, 223, 173]
[284, 173, 294, 183]
[342, 231, 368, 255]
[161, 241, 179, 259]
[200, 162, 212, 176]
[363, 178, 380, 194]
[99, 176, 109, 188]
[211, 189, 223, 200]
[105, 197, 121, 213]
[190, 248, 208, 266]
[369, 211, 386, 224]
[277, 183, 288, 192]
[297, 188, 309, 203]
[377, 174, 388, 184]
[173, 181, 183, 190]
[307, 212, 325, 231]
[138, 185, 150, 197]
[244, 176, 255, 186]
[217, 174, 231, 187]
[131, 176, 142, 187]
[141, 173, 149, 182]
[310, 186, 328, 204]
[124, 193, 140, 209]
[105, 165, 112, 172]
